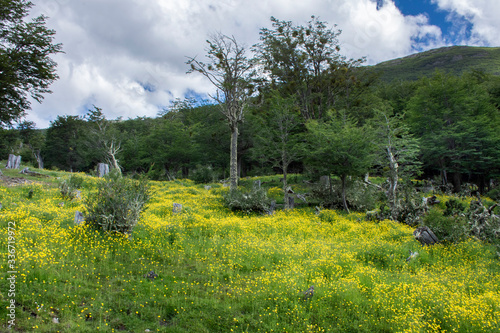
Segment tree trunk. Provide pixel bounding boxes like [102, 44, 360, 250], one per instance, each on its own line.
[229, 125, 238, 191]
[452, 171, 461, 193]
[283, 168, 289, 209]
[387, 146, 398, 208]
[35, 150, 44, 169]
[341, 175, 350, 213]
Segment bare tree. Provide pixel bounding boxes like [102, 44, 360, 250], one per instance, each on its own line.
[86, 106, 122, 174]
[187, 33, 254, 190]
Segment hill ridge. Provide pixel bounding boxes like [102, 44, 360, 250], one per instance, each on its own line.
[371, 45, 500, 82]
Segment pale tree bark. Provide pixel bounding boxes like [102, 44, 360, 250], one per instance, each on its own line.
[104, 140, 122, 174]
[229, 125, 239, 190]
[187, 33, 254, 192]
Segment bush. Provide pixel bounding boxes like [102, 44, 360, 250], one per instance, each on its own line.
[223, 187, 270, 214]
[191, 165, 216, 184]
[84, 171, 149, 234]
[486, 187, 500, 201]
[310, 178, 377, 212]
[59, 174, 84, 200]
[423, 208, 469, 243]
[444, 198, 466, 217]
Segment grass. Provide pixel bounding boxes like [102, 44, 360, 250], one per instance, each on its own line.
[1, 167, 499, 332]
[371, 45, 500, 82]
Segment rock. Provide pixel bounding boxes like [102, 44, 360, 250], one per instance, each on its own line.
[204, 185, 211, 190]
[98, 163, 110, 177]
[143, 271, 158, 280]
[74, 211, 85, 225]
[302, 286, 314, 300]
[254, 180, 261, 189]
[406, 250, 419, 262]
[173, 203, 182, 214]
[267, 200, 276, 215]
[413, 226, 439, 245]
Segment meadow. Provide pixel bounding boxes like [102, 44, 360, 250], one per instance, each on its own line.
[1, 168, 499, 332]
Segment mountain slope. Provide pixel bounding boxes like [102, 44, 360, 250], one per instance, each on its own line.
[371, 46, 500, 82]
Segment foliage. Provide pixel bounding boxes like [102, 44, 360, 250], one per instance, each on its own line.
[190, 165, 216, 184]
[254, 16, 367, 120]
[406, 71, 500, 193]
[83, 170, 149, 233]
[444, 198, 467, 217]
[378, 181, 428, 226]
[0, 0, 63, 126]
[59, 174, 84, 200]
[251, 92, 303, 208]
[306, 113, 376, 212]
[423, 208, 469, 243]
[223, 187, 270, 214]
[42, 115, 88, 172]
[310, 178, 377, 212]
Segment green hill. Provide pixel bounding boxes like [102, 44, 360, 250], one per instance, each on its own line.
[371, 45, 500, 82]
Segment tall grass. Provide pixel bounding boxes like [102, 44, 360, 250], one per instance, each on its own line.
[0, 171, 499, 332]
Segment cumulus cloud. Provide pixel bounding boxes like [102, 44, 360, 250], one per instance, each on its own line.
[22, 0, 495, 128]
[432, 0, 500, 45]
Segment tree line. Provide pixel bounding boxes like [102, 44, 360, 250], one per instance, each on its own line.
[1, 12, 500, 199]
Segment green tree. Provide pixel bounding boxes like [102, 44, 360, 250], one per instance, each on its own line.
[17, 120, 45, 168]
[187, 33, 255, 190]
[141, 116, 198, 180]
[306, 113, 376, 212]
[0, 0, 63, 126]
[406, 71, 500, 192]
[251, 92, 303, 208]
[254, 16, 365, 120]
[84, 106, 123, 173]
[42, 115, 87, 171]
[371, 106, 421, 217]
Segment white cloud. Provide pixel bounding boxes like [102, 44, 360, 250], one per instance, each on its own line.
[22, 0, 495, 128]
[432, 0, 500, 45]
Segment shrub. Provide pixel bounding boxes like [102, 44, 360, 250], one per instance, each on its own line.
[378, 181, 427, 226]
[486, 187, 500, 201]
[423, 208, 469, 243]
[310, 178, 377, 212]
[444, 198, 466, 217]
[223, 187, 270, 214]
[59, 174, 84, 200]
[84, 170, 149, 234]
[191, 165, 216, 184]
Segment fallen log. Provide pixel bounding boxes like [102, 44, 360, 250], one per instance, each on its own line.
[19, 167, 49, 178]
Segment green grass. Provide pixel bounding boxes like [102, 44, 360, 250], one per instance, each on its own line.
[1, 167, 499, 332]
[370, 45, 500, 82]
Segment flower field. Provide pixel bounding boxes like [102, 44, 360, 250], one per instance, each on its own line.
[1, 171, 499, 332]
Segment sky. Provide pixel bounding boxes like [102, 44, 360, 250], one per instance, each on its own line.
[25, 0, 500, 128]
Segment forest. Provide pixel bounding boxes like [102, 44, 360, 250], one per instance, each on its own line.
[2, 17, 500, 200]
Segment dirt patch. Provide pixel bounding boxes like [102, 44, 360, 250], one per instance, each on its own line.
[0, 175, 33, 187]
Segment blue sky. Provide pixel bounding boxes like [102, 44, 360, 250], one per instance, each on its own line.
[24, 0, 500, 128]
[394, 0, 472, 46]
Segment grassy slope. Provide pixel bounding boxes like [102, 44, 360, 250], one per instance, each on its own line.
[370, 46, 500, 82]
[0, 168, 499, 332]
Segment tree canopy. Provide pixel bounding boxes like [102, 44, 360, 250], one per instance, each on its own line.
[0, 0, 63, 126]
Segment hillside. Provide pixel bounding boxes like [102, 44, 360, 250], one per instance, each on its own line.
[371, 45, 500, 82]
